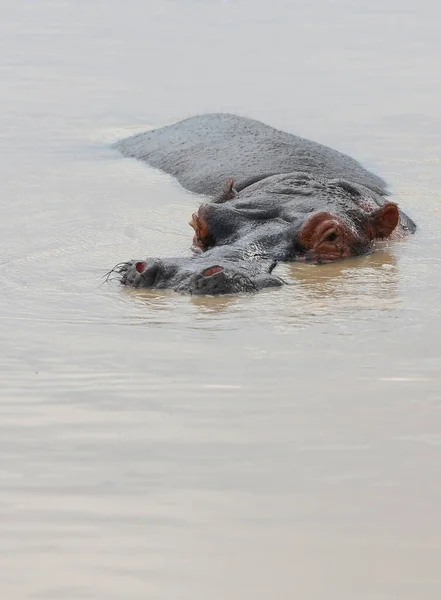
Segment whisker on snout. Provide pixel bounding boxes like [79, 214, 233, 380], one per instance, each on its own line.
[101, 261, 133, 285]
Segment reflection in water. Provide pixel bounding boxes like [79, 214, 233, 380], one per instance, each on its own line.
[277, 251, 400, 324]
[189, 294, 240, 313]
[117, 250, 400, 333]
[279, 250, 398, 300]
[281, 249, 397, 288]
[127, 287, 240, 313]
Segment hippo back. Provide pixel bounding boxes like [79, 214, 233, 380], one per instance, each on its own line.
[114, 113, 388, 198]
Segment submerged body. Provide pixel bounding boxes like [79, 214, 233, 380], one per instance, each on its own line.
[113, 114, 416, 294]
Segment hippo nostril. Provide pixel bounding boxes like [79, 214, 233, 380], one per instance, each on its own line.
[135, 261, 147, 273]
[126, 259, 165, 289]
[202, 266, 223, 277]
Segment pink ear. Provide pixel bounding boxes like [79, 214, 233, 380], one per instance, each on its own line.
[369, 203, 399, 239]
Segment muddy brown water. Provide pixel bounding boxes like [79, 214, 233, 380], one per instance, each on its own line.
[1, 1, 441, 598]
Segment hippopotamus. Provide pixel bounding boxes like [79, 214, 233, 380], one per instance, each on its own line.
[111, 114, 415, 295]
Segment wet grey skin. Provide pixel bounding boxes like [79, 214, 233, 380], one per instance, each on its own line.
[114, 252, 283, 295]
[115, 113, 389, 197]
[112, 114, 416, 295]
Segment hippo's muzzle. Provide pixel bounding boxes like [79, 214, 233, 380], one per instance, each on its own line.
[111, 256, 284, 295]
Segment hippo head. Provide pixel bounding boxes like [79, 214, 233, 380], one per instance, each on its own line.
[113, 172, 404, 296]
[189, 173, 400, 264]
[111, 252, 283, 295]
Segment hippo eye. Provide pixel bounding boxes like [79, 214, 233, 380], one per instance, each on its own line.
[325, 232, 338, 242]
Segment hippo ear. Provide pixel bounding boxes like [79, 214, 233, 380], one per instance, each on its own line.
[214, 178, 238, 204]
[369, 203, 399, 239]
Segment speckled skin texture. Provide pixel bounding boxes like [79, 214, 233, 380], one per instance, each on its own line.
[113, 114, 415, 295]
[115, 113, 390, 197]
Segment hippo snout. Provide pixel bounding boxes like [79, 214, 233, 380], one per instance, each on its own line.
[119, 258, 172, 289]
[192, 265, 256, 295]
[114, 257, 284, 295]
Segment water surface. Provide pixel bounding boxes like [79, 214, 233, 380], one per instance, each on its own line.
[1, 1, 441, 598]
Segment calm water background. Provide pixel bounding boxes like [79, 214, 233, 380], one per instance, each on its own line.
[1, 1, 441, 598]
